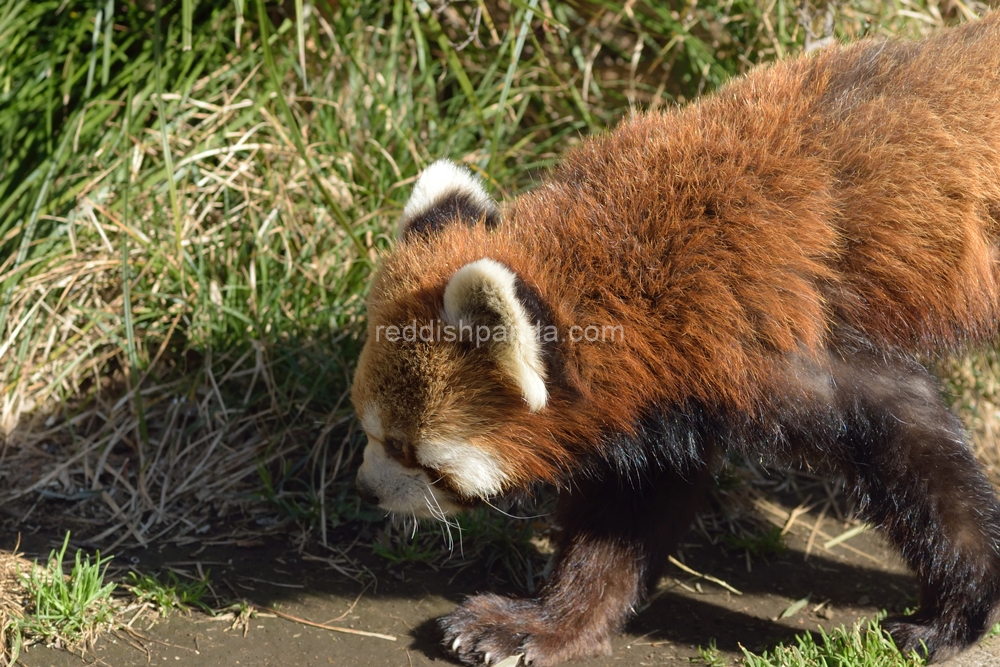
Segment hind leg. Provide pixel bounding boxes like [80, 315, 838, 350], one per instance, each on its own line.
[831, 355, 1000, 661]
[440, 461, 712, 666]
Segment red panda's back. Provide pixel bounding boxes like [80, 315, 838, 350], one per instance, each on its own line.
[520, 14, 1000, 372]
[806, 15, 1000, 350]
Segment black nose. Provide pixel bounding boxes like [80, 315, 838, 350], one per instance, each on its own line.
[355, 478, 380, 506]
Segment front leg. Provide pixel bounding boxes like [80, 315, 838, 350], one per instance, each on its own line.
[440, 463, 711, 666]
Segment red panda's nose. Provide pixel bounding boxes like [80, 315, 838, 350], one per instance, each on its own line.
[355, 477, 381, 506]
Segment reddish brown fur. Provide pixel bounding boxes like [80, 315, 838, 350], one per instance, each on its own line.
[364, 15, 1000, 488]
[354, 15, 1000, 666]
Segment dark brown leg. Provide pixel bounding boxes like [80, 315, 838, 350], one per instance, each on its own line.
[440, 462, 712, 666]
[829, 356, 1000, 661]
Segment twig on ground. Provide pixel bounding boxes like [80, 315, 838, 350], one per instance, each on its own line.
[261, 606, 397, 641]
[667, 555, 743, 595]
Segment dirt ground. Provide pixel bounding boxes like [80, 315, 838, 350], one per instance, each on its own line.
[7, 492, 1000, 667]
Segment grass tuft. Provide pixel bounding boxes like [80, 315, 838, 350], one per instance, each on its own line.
[17, 532, 117, 648]
[370, 504, 551, 592]
[127, 569, 213, 615]
[725, 526, 786, 558]
[696, 638, 728, 666]
[740, 614, 925, 667]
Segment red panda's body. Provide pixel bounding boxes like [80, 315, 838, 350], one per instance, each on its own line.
[353, 15, 1000, 666]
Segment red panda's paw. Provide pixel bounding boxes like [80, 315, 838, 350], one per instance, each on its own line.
[881, 616, 964, 664]
[439, 594, 527, 666]
[439, 593, 613, 666]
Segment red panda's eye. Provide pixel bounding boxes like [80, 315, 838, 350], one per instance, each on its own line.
[383, 438, 405, 457]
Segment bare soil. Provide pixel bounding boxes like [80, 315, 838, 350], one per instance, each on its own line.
[7, 493, 1000, 667]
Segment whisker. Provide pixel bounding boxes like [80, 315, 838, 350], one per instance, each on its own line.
[481, 497, 550, 520]
[424, 486, 462, 553]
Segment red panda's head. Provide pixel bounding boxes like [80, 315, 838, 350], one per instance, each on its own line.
[351, 161, 555, 519]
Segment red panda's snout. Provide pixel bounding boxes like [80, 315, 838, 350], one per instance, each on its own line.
[352, 392, 524, 516]
[354, 433, 469, 517]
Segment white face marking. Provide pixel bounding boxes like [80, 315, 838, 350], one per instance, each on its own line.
[356, 439, 463, 517]
[417, 438, 509, 498]
[359, 409, 384, 442]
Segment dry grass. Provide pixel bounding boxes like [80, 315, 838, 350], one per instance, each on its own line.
[0, 50, 369, 550]
[942, 349, 1000, 482]
[0, 545, 30, 665]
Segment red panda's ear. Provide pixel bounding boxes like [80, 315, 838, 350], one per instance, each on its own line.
[443, 259, 548, 412]
[398, 160, 500, 240]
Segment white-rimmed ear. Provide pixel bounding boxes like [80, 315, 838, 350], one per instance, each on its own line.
[443, 259, 547, 412]
[398, 160, 500, 239]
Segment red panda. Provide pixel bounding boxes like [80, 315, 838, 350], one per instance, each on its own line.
[352, 14, 1000, 666]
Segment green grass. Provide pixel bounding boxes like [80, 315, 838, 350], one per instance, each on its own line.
[127, 569, 213, 615]
[696, 639, 728, 666]
[726, 526, 787, 558]
[17, 533, 117, 647]
[373, 527, 443, 566]
[454, 505, 551, 592]
[740, 614, 925, 667]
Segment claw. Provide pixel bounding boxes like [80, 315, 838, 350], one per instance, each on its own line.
[451, 637, 461, 652]
[484, 652, 492, 665]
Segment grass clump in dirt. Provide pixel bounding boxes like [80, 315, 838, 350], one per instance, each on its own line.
[725, 525, 786, 558]
[373, 527, 444, 567]
[740, 614, 925, 667]
[696, 639, 728, 666]
[126, 569, 213, 616]
[16, 532, 117, 649]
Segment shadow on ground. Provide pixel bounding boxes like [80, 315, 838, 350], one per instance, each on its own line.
[3, 501, 940, 667]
